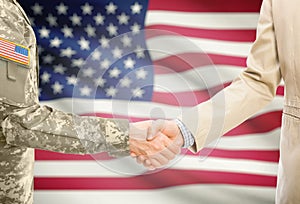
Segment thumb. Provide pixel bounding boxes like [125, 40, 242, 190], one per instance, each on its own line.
[147, 119, 166, 141]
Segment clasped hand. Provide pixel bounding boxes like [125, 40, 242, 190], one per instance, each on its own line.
[129, 119, 184, 170]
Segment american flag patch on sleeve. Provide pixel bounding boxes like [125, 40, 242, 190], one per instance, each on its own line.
[0, 38, 30, 66]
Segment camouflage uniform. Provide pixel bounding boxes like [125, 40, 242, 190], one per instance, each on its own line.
[0, 0, 130, 203]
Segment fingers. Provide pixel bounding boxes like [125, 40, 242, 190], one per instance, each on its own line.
[136, 143, 180, 170]
[147, 119, 166, 141]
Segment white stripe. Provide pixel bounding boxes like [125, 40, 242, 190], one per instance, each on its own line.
[154, 65, 284, 92]
[154, 65, 244, 92]
[34, 185, 275, 204]
[215, 128, 280, 150]
[40, 96, 283, 119]
[34, 155, 278, 177]
[147, 36, 253, 59]
[146, 11, 260, 30]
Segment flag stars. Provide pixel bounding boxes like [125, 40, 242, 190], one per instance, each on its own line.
[94, 77, 106, 87]
[105, 2, 117, 15]
[54, 64, 66, 74]
[31, 3, 43, 15]
[105, 86, 118, 97]
[78, 37, 90, 50]
[82, 67, 96, 78]
[39, 26, 50, 38]
[40, 72, 51, 84]
[112, 46, 123, 59]
[51, 81, 64, 95]
[56, 2, 68, 15]
[94, 13, 105, 25]
[109, 67, 122, 78]
[50, 37, 62, 48]
[91, 50, 102, 61]
[46, 14, 58, 27]
[120, 77, 132, 88]
[106, 23, 118, 36]
[131, 23, 141, 34]
[117, 13, 130, 25]
[80, 86, 92, 96]
[66, 75, 78, 86]
[43, 54, 55, 64]
[124, 57, 136, 69]
[121, 35, 132, 47]
[81, 3, 93, 15]
[61, 25, 73, 38]
[100, 58, 111, 70]
[136, 68, 148, 79]
[131, 87, 145, 98]
[70, 13, 82, 26]
[60, 47, 76, 58]
[72, 58, 85, 67]
[131, 2, 143, 14]
[85, 24, 96, 37]
[99, 36, 110, 48]
[134, 45, 145, 58]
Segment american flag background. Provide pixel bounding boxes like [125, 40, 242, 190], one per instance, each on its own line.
[18, 0, 282, 203]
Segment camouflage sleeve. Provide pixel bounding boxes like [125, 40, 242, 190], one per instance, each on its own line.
[0, 0, 129, 157]
[1, 103, 130, 157]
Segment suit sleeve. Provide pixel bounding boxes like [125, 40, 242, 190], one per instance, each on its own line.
[180, 0, 282, 152]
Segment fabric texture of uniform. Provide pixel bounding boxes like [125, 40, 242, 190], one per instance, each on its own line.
[0, 0, 130, 203]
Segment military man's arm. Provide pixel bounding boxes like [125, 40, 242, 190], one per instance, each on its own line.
[0, 1, 130, 157]
[1, 103, 129, 157]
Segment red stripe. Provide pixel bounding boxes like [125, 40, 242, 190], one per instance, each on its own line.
[225, 111, 282, 136]
[192, 149, 279, 162]
[35, 149, 279, 162]
[146, 25, 256, 42]
[35, 150, 109, 161]
[148, 0, 263, 12]
[152, 84, 226, 106]
[154, 53, 247, 74]
[34, 169, 276, 190]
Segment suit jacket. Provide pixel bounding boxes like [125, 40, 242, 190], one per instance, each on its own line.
[181, 0, 300, 203]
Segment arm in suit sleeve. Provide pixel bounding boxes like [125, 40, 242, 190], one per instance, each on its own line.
[180, 0, 282, 153]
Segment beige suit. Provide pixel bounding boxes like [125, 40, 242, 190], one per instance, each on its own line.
[181, 0, 300, 203]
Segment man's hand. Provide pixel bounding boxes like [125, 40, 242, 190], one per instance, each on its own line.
[129, 120, 184, 170]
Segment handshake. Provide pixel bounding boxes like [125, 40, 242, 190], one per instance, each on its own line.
[129, 119, 184, 170]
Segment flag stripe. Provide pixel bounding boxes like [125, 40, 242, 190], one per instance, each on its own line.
[154, 53, 247, 74]
[34, 156, 278, 178]
[33, 185, 275, 204]
[34, 170, 276, 190]
[146, 25, 256, 42]
[146, 12, 259, 30]
[35, 149, 279, 162]
[40, 96, 283, 121]
[148, 0, 263, 13]
[152, 85, 284, 106]
[147, 36, 252, 60]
